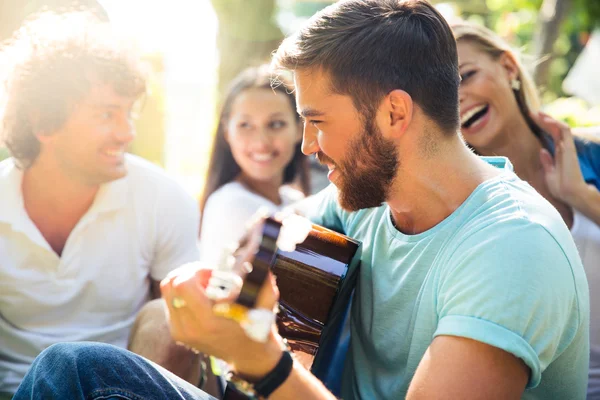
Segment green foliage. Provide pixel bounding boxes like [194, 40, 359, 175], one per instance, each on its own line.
[449, 0, 598, 101]
[574, 0, 600, 28]
[545, 97, 600, 127]
[486, 0, 540, 13]
[442, 0, 600, 126]
[293, 1, 332, 17]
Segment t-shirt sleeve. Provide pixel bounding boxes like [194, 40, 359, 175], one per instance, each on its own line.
[150, 182, 200, 281]
[198, 189, 268, 266]
[434, 222, 583, 389]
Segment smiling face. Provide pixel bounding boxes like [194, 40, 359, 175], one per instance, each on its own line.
[225, 87, 300, 188]
[40, 83, 138, 185]
[295, 69, 398, 211]
[457, 40, 520, 152]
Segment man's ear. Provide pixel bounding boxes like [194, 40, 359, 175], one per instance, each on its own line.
[499, 51, 519, 82]
[384, 89, 413, 139]
[34, 127, 57, 144]
[28, 112, 53, 144]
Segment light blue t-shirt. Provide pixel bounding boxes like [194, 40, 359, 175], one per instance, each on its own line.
[307, 165, 589, 399]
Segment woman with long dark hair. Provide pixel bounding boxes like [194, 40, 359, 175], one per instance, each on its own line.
[198, 65, 309, 265]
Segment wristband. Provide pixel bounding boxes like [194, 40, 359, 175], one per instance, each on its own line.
[253, 350, 294, 398]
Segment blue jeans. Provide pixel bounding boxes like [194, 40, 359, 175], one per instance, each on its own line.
[13, 342, 216, 400]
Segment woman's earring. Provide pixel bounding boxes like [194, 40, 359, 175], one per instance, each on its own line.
[511, 79, 521, 91]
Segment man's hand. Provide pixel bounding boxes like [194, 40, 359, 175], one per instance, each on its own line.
[407, 336, 529, 400]
[160, 264, 284, 380]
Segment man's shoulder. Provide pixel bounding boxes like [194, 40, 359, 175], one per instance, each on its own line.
[463, 173, 566, 234]
[124, 154, 172, 182]
[125, 155, 188, 191]
[121, 154, 196, 208]
[447, 174, 582, 270]
[438, 177, 588, 326]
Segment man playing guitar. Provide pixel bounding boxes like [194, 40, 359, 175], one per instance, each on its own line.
[11, 1, 589, 399]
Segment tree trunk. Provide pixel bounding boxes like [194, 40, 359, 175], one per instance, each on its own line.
[532, 0, 572, 90]
[210, 0, 284, 100]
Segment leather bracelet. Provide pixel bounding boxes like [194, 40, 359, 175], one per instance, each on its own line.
[253, 350, 293, 398]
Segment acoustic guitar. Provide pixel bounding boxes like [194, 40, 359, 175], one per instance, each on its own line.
[214, 216, 361, 399]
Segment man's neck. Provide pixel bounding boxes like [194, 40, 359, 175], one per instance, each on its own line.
[22, 158, 99, 222]
[387, 136, 499, 235]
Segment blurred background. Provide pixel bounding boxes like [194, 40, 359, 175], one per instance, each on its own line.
[0, 0, 599, 197]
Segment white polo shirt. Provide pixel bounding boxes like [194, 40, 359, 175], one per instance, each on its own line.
[0, 155, 200, 394]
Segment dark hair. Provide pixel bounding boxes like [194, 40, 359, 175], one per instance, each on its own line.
[199, 65, 310, 232]
[0, 10, 147, 168]
[272, 0, 460, 133]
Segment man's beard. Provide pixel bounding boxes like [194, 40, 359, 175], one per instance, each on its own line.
[319, 118, 399, 212]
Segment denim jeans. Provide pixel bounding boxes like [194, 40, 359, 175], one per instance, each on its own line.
[13, 342, 216, 400]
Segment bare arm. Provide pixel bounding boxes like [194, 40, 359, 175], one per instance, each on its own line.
[570, 183, 600, 226]
[244, 359, 337, 400]
[161, 265, 535, 400]
[267, 334, 530, 400]
[407, 336, 529, 400]
[269, 365, 337, 400]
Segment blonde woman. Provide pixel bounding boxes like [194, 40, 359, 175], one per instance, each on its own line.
[453, 21, 600, 398]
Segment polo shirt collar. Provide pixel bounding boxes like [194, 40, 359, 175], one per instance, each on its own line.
[0, 158, 27, 226]
[0, 157, 129, 228]
[89, 173, 128, 216]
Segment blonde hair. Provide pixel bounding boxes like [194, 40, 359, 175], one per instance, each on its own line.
[451, 21, 544, 136]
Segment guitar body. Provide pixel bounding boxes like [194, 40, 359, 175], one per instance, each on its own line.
[223, 218, 361, 399]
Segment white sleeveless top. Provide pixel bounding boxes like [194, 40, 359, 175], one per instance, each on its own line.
[198, 182, 304, 266]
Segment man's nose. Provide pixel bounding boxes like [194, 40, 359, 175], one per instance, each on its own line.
[301, 124, 319, 155]
[114, 116, 135, 143]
